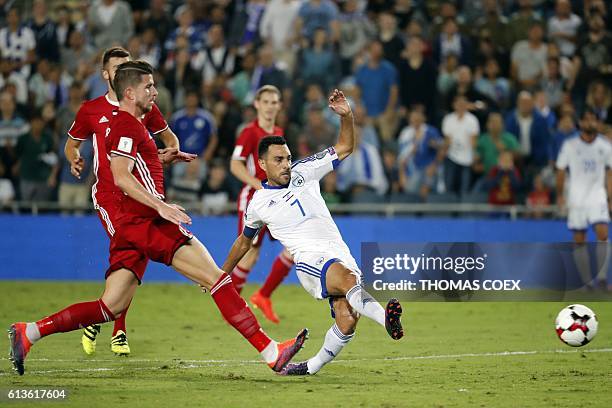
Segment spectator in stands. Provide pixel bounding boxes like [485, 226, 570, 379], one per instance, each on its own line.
[57, 82, 91, 214]
[192, 24, 235, 85]
[55, 5, 75, 49]
[398, 107, 443, 199]
[252, 44, 288, 94]
[475, 58, 512, 110]
[321, 171, 341, 205]
[170, 90, 218, 165]
[505, 91, 551, 168]
[337, 0, 376, 76]
[297, 104, 336, 157]
[138, 27, 162, 69]
[377, 10, 404, 70]
[548, 0, 582, 57]
[355, 40, 399, 141]
[165, 47, 201, 110]
[295, 27, 340, 93]
[259, 0, 301, 74]
[229, 51, 256, 107]
[398, 36, 437, 121]
[475, 0, 511, 52]
[585, 80, 612, 124]
[540, 57, 566, 109]
[0, 91, 29, 181]
[534, 90, 557, 131]
[26, 0, 59, 63]
[446, 65, 495, 126]
[167, 158, 204, 203]
[437, 53, 459, 98]
[201, 159, 234, 215]
[0, 7, 36, 77]
[87, 0, 134, 49]
[485, 150, 521, 205]
[164, 5, 204, 57]
[382, 145, 401, 195]
[431, 1, 465, 37]
[29, 60, 69, 110]
[508, 0, 542, 44]
[141, 0, 174, 46]
[511, 22, 548, 90]
[14, 112, 58, 201]
[473, 31, 510, 78]
[442, 94, 480, 196]
[294, 0, 340, 44]
[433, 18, 472, 68]
[60, 30, 95, 78]
[526, 173, 551, 218]
[0, 57, 27, 106]
[572, 13, 612, 99]
[228, 0, 267, 55]
[550, 114, 578, 162]
[336, 126, 388, 198]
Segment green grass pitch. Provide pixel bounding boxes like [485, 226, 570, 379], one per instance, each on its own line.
[1, 281, 611, 407]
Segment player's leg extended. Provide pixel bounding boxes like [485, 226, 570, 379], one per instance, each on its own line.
[572, 230, 594, 287]
[231, 245, 261, 293]
[110, 298, 132, 356]
[282, 297, 358, 375]
[594, 223, 610, 288]
[170, 237, 307, 372]
[9, 269, 137, 375]
[326, 262, 403, 340]
[251, 248, 294, 324]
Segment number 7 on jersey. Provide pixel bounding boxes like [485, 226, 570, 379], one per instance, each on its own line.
[291, 199, 306, 217]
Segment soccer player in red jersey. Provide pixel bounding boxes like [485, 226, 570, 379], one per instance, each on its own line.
[8, 60, 307, 377]
[64, 47, 195, 356]
[230, 85, 294, 324]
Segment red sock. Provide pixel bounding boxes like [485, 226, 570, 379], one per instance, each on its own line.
[259, 252, 293, 298]
[210, 274, 271, 352]
[36, 299, 114, 338]
[230, 265, 250, 294]
[112, 299, 130, 335]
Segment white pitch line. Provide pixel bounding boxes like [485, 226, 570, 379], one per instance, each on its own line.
[1, 348, 611, 376]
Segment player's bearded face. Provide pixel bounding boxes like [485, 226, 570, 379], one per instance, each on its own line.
[261, 145, 291, 185]
[135, 74, 157, 114]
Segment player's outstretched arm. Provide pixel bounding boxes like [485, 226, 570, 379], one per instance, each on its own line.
[222, 233, 255, 274]
[328, 89, 355, 161]
[556, 168, 566, 209]
[110, 155, 192, 225]
[156, 128, 197, 164]
[64, 137, 85, 179]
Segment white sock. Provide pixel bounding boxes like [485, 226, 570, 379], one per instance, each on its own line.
[573, 244, 593, 286]
[595, 240, 610, 282]
[346, 285, 385, 327]
[260, 339, 279, 364]
[25, 322, 41, 343]
[307, 324, 354, 374]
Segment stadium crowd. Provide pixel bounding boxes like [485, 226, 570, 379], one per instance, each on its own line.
[0, 0, 611, 214]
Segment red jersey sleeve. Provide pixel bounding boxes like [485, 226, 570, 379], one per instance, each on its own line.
[142, 104, 169, 135]
[232, 126, 255, 160]
[67, 103, 92, 141]
[107, 116, 145, 161]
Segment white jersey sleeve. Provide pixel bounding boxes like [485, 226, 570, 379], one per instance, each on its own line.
[243, 199, 265, 238]
[291, 146, 340, 182]
[555, 140, 569, 170]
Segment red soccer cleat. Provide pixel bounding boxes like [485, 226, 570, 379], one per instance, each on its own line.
[268, 328, 308, 372]
[8, 323, 32, 376]
[250, 291, 280, 324]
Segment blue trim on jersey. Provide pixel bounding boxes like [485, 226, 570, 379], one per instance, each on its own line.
[296, 262, 322, 276]
[320, 258, 340, 299]
[243, 226, 259, 238]
[332, 158, 340, 169]
[262, 179, 289, 189]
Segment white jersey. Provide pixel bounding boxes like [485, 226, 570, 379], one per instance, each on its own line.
[556, 135, 612, 208]
[244, 147, 349, 256]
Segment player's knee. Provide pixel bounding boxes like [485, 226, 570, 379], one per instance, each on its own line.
[335, 312, 358, 335]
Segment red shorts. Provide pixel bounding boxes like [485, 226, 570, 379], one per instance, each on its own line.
[106, 216, 193, 283]
[95, 196, 120, 239]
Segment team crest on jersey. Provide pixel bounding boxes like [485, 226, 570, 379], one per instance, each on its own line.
[292, 172, 305, 187]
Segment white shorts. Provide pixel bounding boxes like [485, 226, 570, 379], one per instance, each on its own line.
[568, 204, 610, 231]
[294, 245, 361, 300]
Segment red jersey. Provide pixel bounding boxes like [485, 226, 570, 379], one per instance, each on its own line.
[231, 120, 284, 181]
[106, 110, 165, 220]
[68, 93, 168, 207]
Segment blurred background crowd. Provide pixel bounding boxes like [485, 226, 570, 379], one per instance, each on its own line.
[0, 0, 610, 215]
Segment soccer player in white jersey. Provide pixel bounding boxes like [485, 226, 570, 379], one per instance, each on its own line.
[556, 109, 612, 289]
[222, 89, 404, 376]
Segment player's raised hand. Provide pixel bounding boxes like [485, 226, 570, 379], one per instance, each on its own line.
[158, 202, 192, 225]
[70, 157, 85, 179]
[328, 89, 352, 117]
[158, 148, 197, 164]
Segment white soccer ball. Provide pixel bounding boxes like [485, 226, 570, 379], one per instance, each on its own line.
[555, 304, 598, 347]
